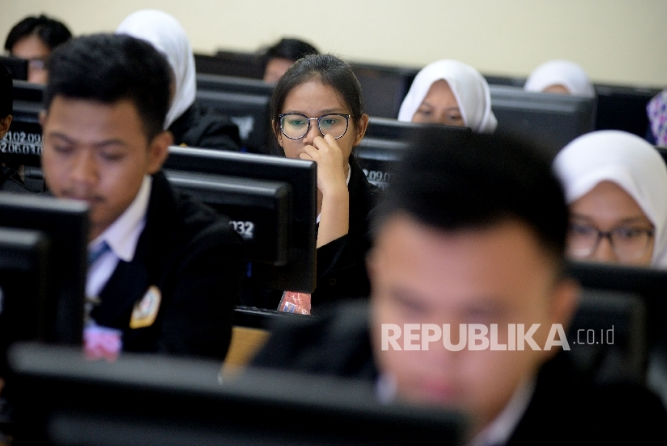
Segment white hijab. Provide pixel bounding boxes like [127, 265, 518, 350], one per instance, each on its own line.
[116, 9, 196, 128]
[398, 59, 497, 134]
[524, 60, 595, 98]
[553, 130, 667, 268]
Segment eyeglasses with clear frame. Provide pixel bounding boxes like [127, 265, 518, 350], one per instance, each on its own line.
[567, 222, 655, 260]
[278, 113, 351, 140]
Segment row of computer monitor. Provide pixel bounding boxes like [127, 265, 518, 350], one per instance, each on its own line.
[10, 75, 596, 154]
[195, 50, 660, 138]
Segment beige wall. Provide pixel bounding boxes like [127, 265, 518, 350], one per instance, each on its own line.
[2, 0, 665, 87]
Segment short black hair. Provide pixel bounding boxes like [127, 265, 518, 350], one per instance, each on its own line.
[377, 128, 568, 264]
[45, 33, 171, 141]
[0, 62, 12, 117]
[270, 53, 364, 155]
[264, 38, 319, 65]
[4, 14, 72, 52]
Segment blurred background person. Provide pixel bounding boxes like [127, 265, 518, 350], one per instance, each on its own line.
[524, 60, 595, 97]
[262, 38, 319, 84]
[398, 59, 497, 133]
[647, 88, 667, 147]
[4, 14, 72, 84]
[554, 130, 667, 267]
[116, 9, 241, 152]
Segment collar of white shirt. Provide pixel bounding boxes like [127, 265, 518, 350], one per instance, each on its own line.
[316, 163, 352, 225]
[89, 175, 152, 262]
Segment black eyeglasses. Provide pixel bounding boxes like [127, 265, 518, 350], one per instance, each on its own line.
[567, 222, 655, 260]
[278, 113, 351, 140]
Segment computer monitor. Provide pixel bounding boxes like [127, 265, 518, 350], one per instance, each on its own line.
[566, 261, 667, 347]
[9, 343, 466, 446]
[196, 73, 274, 96]
[164, 170, 292, 265]
[0, 56, 28, 81]
[594, 84, 660, 137]
[350, 62, 418, 119]
[195, 89, 271, 153]
[163, 146, 316, 293]
[356, 119, 471, 189]
[0, 228, 49, 374]
[0, 194, 88, 345]
[194, 52, 264, 79]
[3, 81, 43, 168]
[489, 85, 596, 158]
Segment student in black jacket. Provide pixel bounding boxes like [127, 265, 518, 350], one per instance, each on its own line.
[116, 9, 241, 152]
[40, 33, 244, 360]
[253, 129, 667, 444]
[270, 54, 380, 312]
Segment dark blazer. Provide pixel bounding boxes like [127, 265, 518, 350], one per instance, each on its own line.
[168, 101, 241, 152]
[90, 171, 245, 361]
[252, 301, 667, 444]
[313, 157, 381, 309]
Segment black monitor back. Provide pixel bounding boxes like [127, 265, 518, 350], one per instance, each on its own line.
[567, 289, 647, 385]
[594, 84, 660, 137]
[0, 228, 49, 374]
[9, 343, 466, 446]
[195, 89, 270, 153]
[196, 73, 274, 96]
[164, 170, 291, 265]
[0, 194, 88, 345]
[194, 52, 264, 79]
[566, 261, 667, 347]
[163, 147, 316, 293]
[3, 80, 43, 168]
[489, 85, 596, 158]
[350, 62, 418, 119]
[0, 56, 28, 81]
[357, 119, 471, 189]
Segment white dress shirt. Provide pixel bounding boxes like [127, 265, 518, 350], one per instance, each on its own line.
[86, 176, 152, 300]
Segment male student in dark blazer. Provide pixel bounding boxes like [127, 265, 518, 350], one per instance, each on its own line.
[39, 33, 244, 360]
[252, 130, 667, 444]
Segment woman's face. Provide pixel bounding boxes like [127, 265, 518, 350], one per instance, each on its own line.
[543, 84, 570, 95]
[411, 79, 464, 127]
[568, 180, 655, 266]
[275, 79, 365, 161]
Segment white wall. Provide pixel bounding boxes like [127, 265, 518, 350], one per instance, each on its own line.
[2, 0, 666, 87]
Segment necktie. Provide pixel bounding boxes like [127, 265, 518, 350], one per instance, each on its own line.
[88, 241, 111, 266]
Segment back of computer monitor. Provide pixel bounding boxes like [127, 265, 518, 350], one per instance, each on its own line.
[357, 119, 470, 189]
[0, 194, 88, 345]
[195, 89, 270, 153]
[351, 63, 418, 119]
[566, 261, 667, 347]
[0, 228, 49, 374]
[9, 343, 466, 446]
[594, 84, 660, 137]
[194, 52, 264, 79]
[3, 81, 43, 168]
[489, 85, 596, 158]
[163, 147, 316, 293]
[196, 73, 274, 96]
[0, 56, 28, 81]
[164, 170, 292, 265]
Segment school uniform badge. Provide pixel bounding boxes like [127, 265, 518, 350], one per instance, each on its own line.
[130, 285, 162, 329]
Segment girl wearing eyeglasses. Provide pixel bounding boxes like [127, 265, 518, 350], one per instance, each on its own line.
[270, 54, 380, 312]
[554, 130, 667, 267]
